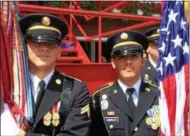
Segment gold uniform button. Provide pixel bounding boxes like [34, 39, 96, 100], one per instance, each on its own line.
[113, 90, 118, 94]
[134, 127, 138, 132]
[56, 79, 61, 85]
[109, 124, 113, 129]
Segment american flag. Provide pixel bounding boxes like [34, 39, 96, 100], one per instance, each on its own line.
[158, 1, 189, 136]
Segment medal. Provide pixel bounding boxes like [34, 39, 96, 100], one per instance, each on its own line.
[145, 117, 152, 126]
[43, 112, 52, 126]
[44, 119, 51, 126]
[155, 113, 160, 126]
[52, 119, 60, 127]
[51, 101, 61, 127]
[155, 113, 160, 122]
[151, 122, 158, 130]
[52, 112, 60, 127]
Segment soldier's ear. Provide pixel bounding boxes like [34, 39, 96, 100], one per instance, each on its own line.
[111, 58, 116, 69]
[141, 57, 145, 67]
[57, 47, 61, 57]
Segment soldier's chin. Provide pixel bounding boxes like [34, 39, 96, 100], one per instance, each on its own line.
[124, 72, 136, 78]
[35, 62, 51, 68]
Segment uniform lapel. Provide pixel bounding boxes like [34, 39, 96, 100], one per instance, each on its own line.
[145, 60, 157, 83]
[34, 71, 63, 125]
[132, 81, 157, 130]
[108, 82, 133, 120]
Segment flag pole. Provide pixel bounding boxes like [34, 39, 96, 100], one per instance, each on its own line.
[188, 1, 190, 135]
[188, 2, 190, 135]
[184, 1, 190, 134]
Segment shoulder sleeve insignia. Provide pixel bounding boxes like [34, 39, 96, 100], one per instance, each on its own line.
[92, 82, 113, 96]
[80, 104, 90, 118]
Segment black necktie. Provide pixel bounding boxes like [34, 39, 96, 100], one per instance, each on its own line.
[35, 80, 46, 113]
[126, 88, 136, 114]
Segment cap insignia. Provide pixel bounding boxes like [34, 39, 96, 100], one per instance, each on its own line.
[42, 16, 51, 26]
[157, 29, 160, 33]
[124, 50, 128, 54]
[120, 32, 128, 40]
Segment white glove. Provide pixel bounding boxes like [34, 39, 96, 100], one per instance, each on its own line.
[1, 103, 20, 136]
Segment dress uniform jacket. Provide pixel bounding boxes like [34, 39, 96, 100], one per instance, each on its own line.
[141, 60, 158, 86]
[90, 80, 160, 136]
[26, 71, 91, 136]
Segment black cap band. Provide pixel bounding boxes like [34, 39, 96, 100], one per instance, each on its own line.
[25, 29, 61, 44]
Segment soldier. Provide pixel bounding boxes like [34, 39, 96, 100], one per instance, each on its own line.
[19, 13, 91, 136]
[141, 27, 160, 86]
[90, 31, 160, 136]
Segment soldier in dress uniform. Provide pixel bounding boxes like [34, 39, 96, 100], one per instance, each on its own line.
[19, 13, 91, 136]
[141, 27, 160, 86]
[90, 31, 160, 136]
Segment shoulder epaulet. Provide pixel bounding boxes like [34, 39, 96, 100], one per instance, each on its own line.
[92, 82, 113, 96]
[61, 73, 82, 82]
[149, 83, 158, 88]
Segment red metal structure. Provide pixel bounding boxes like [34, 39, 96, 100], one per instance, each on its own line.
[18, 2, 161, 93]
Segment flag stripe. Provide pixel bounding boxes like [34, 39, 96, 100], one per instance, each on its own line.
[184, 64, 189, 136]
[175, 66, 185, 136]
[162, 75, 176, 135]
[159, 82, 170, 135]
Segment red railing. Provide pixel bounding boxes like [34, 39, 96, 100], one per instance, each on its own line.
[18, 2, 161, 64]
[18, 2, 161, 92]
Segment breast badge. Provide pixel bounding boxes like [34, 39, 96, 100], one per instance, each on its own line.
[101, 100, 109, 110]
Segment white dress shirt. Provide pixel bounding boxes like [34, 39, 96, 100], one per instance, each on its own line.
[1, 104, 20, 135]
[30, 70, 54, 102]
[117, 78, 142, 106]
